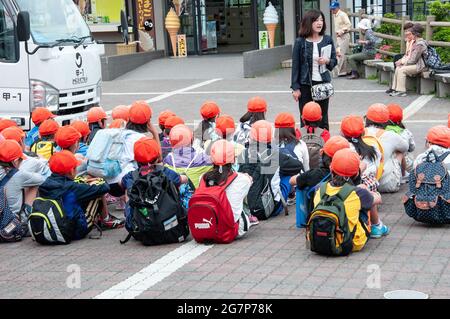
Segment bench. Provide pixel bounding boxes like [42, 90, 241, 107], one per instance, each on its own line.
[374, 62, 394, 84]
[430, 72, 450, 98]
[363, 59, 383, 79]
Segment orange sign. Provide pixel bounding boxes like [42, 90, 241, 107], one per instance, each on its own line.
[177, 34, 187, 57]
[137, 0, 156, 41]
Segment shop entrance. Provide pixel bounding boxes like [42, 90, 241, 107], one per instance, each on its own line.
[199, 0, 257, 54]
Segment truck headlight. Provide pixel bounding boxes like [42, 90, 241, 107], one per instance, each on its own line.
[30, 80, 59, 111]
[96, 80, 102, 102]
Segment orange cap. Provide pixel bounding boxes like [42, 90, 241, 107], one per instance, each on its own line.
[330, 148, 360, 177]
[31, 107, 56, 125]
[247, 97, 267, 113]
[164, 116, 185, 130]
[87, 106, 107, 123]
[39, 119, 60, 136]
[71, 121, 91, 138]
[158, 110, 176, 126]
[387, 103, 403, 123]
[210, 140, 235, 166]
[250, 120, 273, 143]
[427, 125, 450, 148]
[0, 119, 18, 132]
[0, 140, 26, 162]
[129, 101, 152, 124]
[134, 137, 161, 164]
[112, 105, 130, 121]
[215, 115, 235, 137]
[1, 127, 25, 144]
[55, 126, 82, 149]
[341, 115, 364, 138]
[275, 112, 295, 128]
[109, 119, 126, 129]
[49, 150, 81, 175]
[323, 136, 350, 157]
[200, 101, 221, 119]
[366, 103, 389, 124]
[169, 124, 193, 148]
[302, 102, 322, 122]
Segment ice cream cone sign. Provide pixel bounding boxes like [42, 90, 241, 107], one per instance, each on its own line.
[263, 2, 279, 48]
[165, 8, 180, 57]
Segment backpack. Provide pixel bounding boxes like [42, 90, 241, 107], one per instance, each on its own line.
[30, 140, 57, 160]
[238, 148, 275, 220]
[423, 44, 442, 69]
[279, 142, 305, 176]
[167, 153, 198, 210]
[28, 198, 75, 245]
[188, 172, 239, 244]
[121, 167, 189, 246]
[363, 128, 385, 181]
[233, 121, 252, 146]
[306, 183, 369, 256]
[86, 128, 127, 179]
[0, 169, 24, 243]
[300, 127, 324, 169]
[403, 151, 450, 224]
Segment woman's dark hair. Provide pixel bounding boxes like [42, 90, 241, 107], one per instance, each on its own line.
[126, 121, 149, 134]
[203, 164, 233, 186]
[321, 153, 332, 169]
[299, 10, 326, 37]
[159, 124, 165, 131]
[411, 23, 424, 37]
[89, 119, 106, 130]
[0, 161, 14, 168]
[240, 112, 265, 125]
[304, 119, 320, 127]
[275, 127, 298, 145]
[41, 135, 55, 141]
[365, 118, 388, 129]
[345, 136, 378, 163]
[403, 22, 414, 30]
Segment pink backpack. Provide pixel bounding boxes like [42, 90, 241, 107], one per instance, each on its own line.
[188, 173, 239, 244]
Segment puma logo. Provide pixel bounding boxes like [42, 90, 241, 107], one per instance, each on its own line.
[202, 218, 213, 226]
[195, 218, 214, 230]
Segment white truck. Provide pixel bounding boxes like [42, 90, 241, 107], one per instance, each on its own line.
[0, 0, 105, 129]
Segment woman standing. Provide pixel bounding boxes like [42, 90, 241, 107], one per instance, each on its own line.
[291, 10, 337, 131]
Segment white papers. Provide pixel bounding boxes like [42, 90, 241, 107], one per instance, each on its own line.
[320, 45, 332, 73]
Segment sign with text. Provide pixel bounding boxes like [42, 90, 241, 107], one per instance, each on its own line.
[177, 34, 187, 57]
[137, 0, 156, 47]
[259, 31, 269, 50]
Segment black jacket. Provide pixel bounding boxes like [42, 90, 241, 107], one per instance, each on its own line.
[291, 36, 337, 90]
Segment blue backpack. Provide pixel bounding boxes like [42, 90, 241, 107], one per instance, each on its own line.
[404, 151, 450, 224]
[424, 45, 442, 69]
[0, 169, 24, 242]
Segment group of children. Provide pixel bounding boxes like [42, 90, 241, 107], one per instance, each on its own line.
[0, 99, 449, 254]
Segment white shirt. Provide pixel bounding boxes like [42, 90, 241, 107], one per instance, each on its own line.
[225, 173, 252, 222]
[311, 40, 322, 82]
[414, 145, 450, 174]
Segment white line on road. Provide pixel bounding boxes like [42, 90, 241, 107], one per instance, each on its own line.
[403, 95, 434, 120]
[95, 241, 213, 299]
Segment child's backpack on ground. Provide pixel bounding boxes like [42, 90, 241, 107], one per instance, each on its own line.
[188, 172, 239, 244]
[363, 129, 385, 181]
[403, 151, 450, 224]
[0, 169, 25, 242]
[306, 183, 370, 256]
[86, 128, 127, 179]
[121, 167, 189, 246]
[238, 148, 275, 220]
[30, 140, 57, 160]
[300, 127, 324, 169]
[424, 44, 442, 69]
[279, 143, 305, 176]
[28, 198, 75, 245]
[233, 122, 252, 146]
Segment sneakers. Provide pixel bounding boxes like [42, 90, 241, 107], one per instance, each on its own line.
[385, 88, 395, 94]
[100, 214, 125, 230]
[287, 192, 296, 206]
[390, 90, 407, 97]
[370, 223, 390, 239]
[248, 215, 259, 226]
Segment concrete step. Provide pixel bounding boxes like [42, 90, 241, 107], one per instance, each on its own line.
[281, 59, 292, 68]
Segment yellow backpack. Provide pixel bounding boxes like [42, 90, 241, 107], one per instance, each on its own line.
[363, 128, 385, 181]
[31, 140, 57, 160]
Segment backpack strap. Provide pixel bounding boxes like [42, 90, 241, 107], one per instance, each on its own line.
[222, 172, 238, 189]
[0, 168, 18, 188]
[437, 151, 450, 163]
[306, 172, 331, 199]
[335, 183, 356, 202]
[168, 153, 176, 170]
[359, 216, 371, 238]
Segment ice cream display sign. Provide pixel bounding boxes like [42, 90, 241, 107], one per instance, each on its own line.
[165, 8, 181, 57]
[263, 2, 279, 48]
[137, 0, 156, 41]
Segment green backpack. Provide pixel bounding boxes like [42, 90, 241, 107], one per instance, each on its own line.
[306, 183, 356, 256]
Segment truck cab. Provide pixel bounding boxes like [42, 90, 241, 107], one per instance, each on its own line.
[0, 0, 104, 130]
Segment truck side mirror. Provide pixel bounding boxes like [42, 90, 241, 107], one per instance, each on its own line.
[120, 10, 129, 45]
[17, 11, 31, 42]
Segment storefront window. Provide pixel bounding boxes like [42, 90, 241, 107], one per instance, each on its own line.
[257, 0, 284, 47]
[73, 0, 125, 24]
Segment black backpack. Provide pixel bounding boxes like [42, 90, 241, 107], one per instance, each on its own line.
[121, 167, 189, 246]
[0, 169, 24, 243]
[238, 148, 276, 220]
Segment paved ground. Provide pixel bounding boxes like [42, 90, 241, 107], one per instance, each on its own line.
[2, 56, 450, 299]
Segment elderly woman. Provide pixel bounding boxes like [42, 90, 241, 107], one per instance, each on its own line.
[389, 24, 428, 97]
[346, 18, 380, 79]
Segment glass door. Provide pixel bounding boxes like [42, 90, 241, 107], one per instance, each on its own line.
[295, 0, 319, 32]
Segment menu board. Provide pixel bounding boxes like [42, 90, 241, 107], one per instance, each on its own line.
[137, 0, 156, 43]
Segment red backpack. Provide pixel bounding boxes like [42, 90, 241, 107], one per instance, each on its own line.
[188, 173, 239, 244]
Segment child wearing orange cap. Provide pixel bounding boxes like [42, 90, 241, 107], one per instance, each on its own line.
[0, 140, 46, 233]
[365, 103, 409, 193]
[38, 151, 111, 240]
[158, 110, 177, 159]
[312, 148, 376, 252]
[215, 115, 245, 167]
[234, 97, 267, 146]
[414, 126, 450, 173]
[193, 101, 221, 151]
[86, 106, 108, 145]
[300, 101, 331, 142]
[25, 107, 56, 148]
[31, 119, 60, 160]
[71, 120, 91, 157]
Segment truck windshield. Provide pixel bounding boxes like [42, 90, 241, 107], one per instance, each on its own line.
[15, 0, 90, 45]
